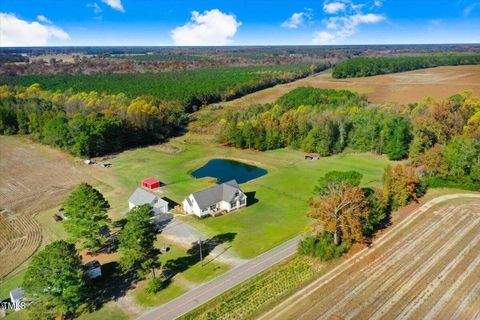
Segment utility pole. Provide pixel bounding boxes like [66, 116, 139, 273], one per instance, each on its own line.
[198, 239, 203, 267]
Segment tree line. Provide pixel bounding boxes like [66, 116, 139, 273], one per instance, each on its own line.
[218, 87, 412, 160]
[0, 84, 187, 157]
[332, 53, 480, 78]
[0, 64, 327, 111]
[218, 87, 480, 189]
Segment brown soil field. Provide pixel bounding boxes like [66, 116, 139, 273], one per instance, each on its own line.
[225, 65, 480, 107]
[264, 196, 480, 320]
[0, 136, 92, 278]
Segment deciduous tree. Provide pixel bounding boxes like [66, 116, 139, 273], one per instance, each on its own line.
[23, 241, 86, 319]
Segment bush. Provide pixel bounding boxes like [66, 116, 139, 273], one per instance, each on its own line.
[145, 277, 166, 294]
[298, 233, 350, 261]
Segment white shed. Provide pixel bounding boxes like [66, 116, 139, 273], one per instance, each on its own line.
[9, 287, 24, 311]
[128, 188, 168, 214]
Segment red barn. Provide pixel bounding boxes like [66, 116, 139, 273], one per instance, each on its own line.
[142, 177, 161, 189]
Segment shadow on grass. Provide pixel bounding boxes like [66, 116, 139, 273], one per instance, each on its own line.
[163, 232, 237, 277]
[86, 261, 137, 313]
[245, 191, 258, 206]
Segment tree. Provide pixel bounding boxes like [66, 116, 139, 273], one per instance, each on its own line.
[118, 204, 157, 275]
[23, 241, 86, 319]
[308, 181, 369, 245]
[381, 116, 412, 160]
[443, 135, 480, 181]
[360, 188, 388, 238]
[383, 164, 423, 210]
[63, 183, 111, 252]
[314, 170, 363, 195]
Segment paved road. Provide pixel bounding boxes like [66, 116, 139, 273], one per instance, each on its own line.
[137, 236, 300, 320]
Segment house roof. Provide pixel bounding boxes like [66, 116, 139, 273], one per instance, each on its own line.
[191, 180, 244, 210]
[10, 287, 24, 301]
[128, 188, 168, 207]
[143, 177, 160, 185]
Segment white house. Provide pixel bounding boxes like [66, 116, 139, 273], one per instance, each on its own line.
[83, 260, 102, 280]
[9, 287, 24, 311]
[128, 188, 168, 214]
[182, 180, 247, 217]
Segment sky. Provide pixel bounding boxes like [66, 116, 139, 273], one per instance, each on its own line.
[0, 0, 479, 47]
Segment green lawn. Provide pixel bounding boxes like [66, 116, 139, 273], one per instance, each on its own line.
[77, 304, 128, 320]
[111, 134, 391, 258]
[133, 280, 188, 307]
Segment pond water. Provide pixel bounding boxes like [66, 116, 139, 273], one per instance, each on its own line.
[191, 159, 267, 184]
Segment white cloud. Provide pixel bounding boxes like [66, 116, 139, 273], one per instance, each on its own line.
[313, 31, 336, 44]
[87, 3, 103, 15]
[464, 2, 479, 16]
[313, 1, 385, 44]
[37, 15, 52, 24]
[0, 13, 70, 47]
[171, 9, 241, 46]
[101, 0, 124, 12]
[282, 12, 306, 29]
[323, 2, 346, 14]
[374, 0, 383, 7]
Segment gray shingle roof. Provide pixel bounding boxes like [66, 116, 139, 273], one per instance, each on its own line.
[10, 288, 24, 301]
[191, 180, 244, 210]
[128, 188, 168, 207]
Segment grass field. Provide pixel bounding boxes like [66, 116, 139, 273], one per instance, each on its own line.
[111, 134, 390, 258]
[222, 65, 480, 107]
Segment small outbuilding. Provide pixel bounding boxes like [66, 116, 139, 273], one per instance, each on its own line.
[305, 153, 320, 160]
[128, 188, 169, 214]
[83, 260, 102, 280]
[9, 287, 24, 311]
[142, 177, 161, 190]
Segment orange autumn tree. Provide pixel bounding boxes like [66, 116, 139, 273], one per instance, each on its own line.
[383, 164, 423, 210]
[308, 180, 369, 246]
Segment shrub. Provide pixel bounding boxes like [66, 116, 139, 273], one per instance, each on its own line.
[298, 233, 351, 261]
[145, 277, 166, 294]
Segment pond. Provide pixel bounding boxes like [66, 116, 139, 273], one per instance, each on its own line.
[191, 159, 267, 184]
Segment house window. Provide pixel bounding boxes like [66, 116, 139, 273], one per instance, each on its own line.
[230, 200, 237, 207]
[210, 204, 217, 211]
[239, 199, 246, 206]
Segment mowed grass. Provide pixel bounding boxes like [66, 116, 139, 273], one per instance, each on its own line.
[112, 134, 390, 258]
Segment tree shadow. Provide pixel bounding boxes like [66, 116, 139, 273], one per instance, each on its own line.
[245, 191, 258, 206]
[151, 213, 174, 232]
[163, 232, 237, 277]
[86, 261, 137, 312]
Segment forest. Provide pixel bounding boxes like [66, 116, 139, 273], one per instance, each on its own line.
[332, 53, 480, 78]
[0, 64, 325, 110]
[218, 87, 480, 189]
[0, 84, 187, 157]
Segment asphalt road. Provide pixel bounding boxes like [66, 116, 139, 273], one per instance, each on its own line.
[137, 236, 300, 320]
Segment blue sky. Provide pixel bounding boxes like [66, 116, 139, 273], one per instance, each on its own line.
[0, 0, 479, 46]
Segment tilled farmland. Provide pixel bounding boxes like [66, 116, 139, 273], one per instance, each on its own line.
[268, 198, 480, 320]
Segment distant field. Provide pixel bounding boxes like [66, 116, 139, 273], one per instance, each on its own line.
[223, 65, 480, 107]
